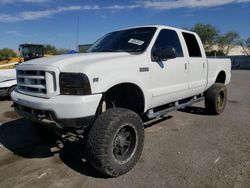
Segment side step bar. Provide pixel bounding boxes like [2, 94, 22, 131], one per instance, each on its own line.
[147, 96, 204, 119]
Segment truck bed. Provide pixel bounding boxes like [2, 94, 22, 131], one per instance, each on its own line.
[206, 58, 231, 89]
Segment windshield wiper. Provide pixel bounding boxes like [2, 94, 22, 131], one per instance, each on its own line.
[120, 49, 142, 53]
[99, 49, 120, 52]
[91, 49, 141, 53]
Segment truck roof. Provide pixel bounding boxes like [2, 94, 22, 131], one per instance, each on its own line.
[116, 25, 196, 35]
[19, 43, 44, 47]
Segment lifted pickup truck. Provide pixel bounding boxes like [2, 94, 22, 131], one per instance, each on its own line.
[12, 25, 231, 177]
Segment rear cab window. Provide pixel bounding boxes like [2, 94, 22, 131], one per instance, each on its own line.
[182, 32, 202, 58]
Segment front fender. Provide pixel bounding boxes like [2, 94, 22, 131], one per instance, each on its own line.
[91, 72, 151, 112]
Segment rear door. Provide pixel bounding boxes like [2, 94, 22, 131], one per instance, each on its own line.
[150, 29, 189, 108]
[182, 32, 207, 95]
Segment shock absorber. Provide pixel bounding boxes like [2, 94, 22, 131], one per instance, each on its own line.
[101, 100, 107, 112]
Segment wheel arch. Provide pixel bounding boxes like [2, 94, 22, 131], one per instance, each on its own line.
[103, 82, 146, 114]
[215, 71, 226, 84]
[206, 67, 227, 89]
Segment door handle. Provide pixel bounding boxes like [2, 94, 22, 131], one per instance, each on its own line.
[185, 63, 188, 70]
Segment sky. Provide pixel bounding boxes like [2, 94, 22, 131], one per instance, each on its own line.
[0, 0, 249, 50]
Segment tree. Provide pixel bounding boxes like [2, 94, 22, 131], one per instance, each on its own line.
[206, 50, 225, 57]
[243, 37, 250, 55]
[218, 32, 240, 55]
[191, 23, 219, 52]
[43, 45, 70, 55]
[246, 37, 250, 48]
[57, 48, 70, 54]
[0, 48, 16, 60]
[43, 44, 58, 55]
[238, 37, 250, 55]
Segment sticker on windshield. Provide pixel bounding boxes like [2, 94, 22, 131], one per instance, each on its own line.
[128, 38, 145, 46]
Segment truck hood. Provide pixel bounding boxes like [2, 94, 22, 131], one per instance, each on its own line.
[22, 52, 140, 72]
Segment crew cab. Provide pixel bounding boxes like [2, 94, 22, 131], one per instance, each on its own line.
[11, 25, 231, 177]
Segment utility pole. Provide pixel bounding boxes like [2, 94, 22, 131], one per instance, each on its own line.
[76, 15, 79, 52]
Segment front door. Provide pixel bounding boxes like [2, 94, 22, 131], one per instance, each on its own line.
[150, 29, 189, 108]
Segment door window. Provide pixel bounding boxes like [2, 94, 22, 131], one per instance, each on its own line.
[153, 29, 183, 57]
[182, 32, 202, 57]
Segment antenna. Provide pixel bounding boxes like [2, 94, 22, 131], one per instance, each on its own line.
[76, 15, 79, 52]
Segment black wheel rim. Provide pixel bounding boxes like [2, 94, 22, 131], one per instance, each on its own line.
[217, 90, 225, 108]
[113, 125, 137, 163]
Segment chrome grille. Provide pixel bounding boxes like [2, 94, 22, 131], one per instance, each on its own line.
[17, 69, 56, 98]
[17, 70, 47, 94]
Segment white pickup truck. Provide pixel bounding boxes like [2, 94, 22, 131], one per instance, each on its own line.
[11, 25, 231, 177]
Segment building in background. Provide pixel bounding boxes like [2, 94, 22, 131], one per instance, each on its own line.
[212, 45, 250, 56]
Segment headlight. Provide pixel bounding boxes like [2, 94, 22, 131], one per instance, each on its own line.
[59, 72, 91, 95]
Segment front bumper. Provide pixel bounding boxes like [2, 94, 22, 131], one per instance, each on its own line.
[11, 91, 102, 128]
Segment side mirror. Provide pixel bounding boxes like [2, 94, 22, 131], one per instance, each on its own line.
[153, 46, 177, 61]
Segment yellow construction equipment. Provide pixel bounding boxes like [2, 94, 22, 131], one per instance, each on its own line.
[0, 44, 45, 70]
[0, 57, 23, 69]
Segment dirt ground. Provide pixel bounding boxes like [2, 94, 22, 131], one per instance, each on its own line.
[0, 70, 250, 188]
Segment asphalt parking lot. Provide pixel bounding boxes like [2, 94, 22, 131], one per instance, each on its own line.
[0, 70, 250, 188]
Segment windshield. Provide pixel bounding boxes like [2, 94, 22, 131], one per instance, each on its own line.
[20, 46, 44, 60]
[88, 27, 157, 53]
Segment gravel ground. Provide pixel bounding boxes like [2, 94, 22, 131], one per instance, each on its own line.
[0, 70, 250, 188]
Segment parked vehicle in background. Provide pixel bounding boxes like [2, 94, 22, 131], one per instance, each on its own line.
[19, 44, 45, 62]
[0, 69, 16, 98]
[0, 44, 46, 98]
[12, 25, 231, 177]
